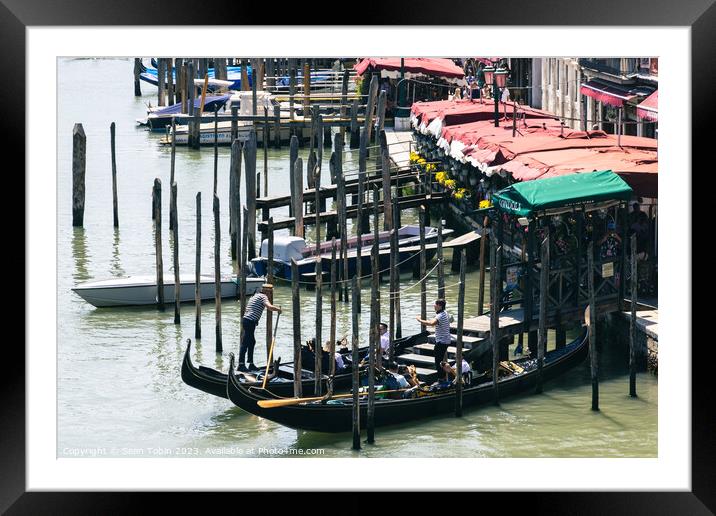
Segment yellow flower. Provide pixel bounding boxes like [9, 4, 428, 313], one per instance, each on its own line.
[444, 179, 457, 190]
[479, 199, 492, 209]
[435, 171, 448, 184]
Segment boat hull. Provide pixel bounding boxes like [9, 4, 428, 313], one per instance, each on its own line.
[226, 331, 589, 433]
[72, 276, 263, 308]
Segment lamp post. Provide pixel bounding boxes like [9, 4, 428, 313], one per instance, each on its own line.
[483, 62, 509, 127]
[396, 58, 410, 119]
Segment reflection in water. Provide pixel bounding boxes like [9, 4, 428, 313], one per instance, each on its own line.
[71, 226, 90, 282]
[110, 228, 125, 278]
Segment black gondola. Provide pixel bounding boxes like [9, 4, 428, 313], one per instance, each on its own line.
[181, 333, 428, 399]
[225, 329, 589, 433]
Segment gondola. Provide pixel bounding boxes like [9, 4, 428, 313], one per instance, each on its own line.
[225, 329, 589, 433]
[181, 332, 428, 399]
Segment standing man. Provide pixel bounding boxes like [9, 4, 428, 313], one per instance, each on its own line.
[238, 284, 282, 372]
[416, 299, 452, 380]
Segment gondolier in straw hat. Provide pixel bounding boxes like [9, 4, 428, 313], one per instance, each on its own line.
[238, 284, 282, 373]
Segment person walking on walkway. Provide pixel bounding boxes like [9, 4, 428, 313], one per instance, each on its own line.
[238, 284, 282, 372]
[416, 299, 452, 380]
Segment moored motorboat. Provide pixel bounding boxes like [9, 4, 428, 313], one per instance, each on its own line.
[226, 329, 589, 433]
[72, 274, 264, 308]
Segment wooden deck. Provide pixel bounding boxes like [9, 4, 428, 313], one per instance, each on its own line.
[385, 128, 415, 168]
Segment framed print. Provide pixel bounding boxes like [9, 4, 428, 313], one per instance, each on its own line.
[5, 0, 712, 512]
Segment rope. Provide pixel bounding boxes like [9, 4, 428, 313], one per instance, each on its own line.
[387, 259, 442, 297]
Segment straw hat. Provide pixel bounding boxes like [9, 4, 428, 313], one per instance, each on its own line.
[262, 283, 274, 289]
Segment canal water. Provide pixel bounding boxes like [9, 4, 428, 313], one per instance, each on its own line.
[57, 58, 657, 459]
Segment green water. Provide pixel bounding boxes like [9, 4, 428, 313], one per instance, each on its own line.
[57, 58, 656, 458]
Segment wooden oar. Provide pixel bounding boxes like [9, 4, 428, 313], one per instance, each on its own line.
[257, 388, 410, 409]
[261, 311, 282, 389]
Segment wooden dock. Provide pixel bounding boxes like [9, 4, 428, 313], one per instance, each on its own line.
[385, 128, 415, 168]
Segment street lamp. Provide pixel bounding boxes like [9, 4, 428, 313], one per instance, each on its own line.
[483, 63, 509, 127]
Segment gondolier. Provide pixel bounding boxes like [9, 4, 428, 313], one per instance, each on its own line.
[238, 284, 282, 372]
[416, 299, 452, 381]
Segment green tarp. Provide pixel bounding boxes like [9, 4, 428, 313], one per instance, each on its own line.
[492, 170, 633, 217]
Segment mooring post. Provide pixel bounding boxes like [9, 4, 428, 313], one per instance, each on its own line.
[195, 192, 201, 339]
[437, 223, 445, 299]
[363, 75, 379, 148]
[388, 210, 396, 362]
[273, 102, 281, 149]
[167, 58, 175, 106]
[213, 194, 222, 352]
[265, 217, 275, 357]
[455, 249, 467, 417]
[72, 123, 86, 227]
[349, 99, 360, 149]
[393, 196, 402, 339]
[251, 58, 258, 117]
[291, 259, 303, 398]
[292, 157, 304, 238]
[157, 58, 166, 107]
[168, 119, 177, 231]
[172, 182, 180, 324]
[477, 216, 488, 316]
[354, 165, 363, 313]
[133, 58, 142, 96]
[288, 59, 296, 128]
[367, 231, 378, 444]
[302, 60, 311, 115]
[419, 206, 427, 331]
[263, 106, 268, 196]
[587, 240, 599, 411]
[340, 69, 349, 139]
[330, 238, 337, 368]
[314, 257, 323, 396]
[180, 61, 187, 114]
[110, 122, 119, 228]
[630, 233, 638, 397]
[380, 146, 392, 231]
[375, 91, 387, 171]
[229, 139, 241, 261]
[490, 237, 499, 404]
[241, 59, 249, 92]
[244, 130, 258, 259]
[536, 230, 549, 394]
[288, 135, 298, 217]
[351, 275, 361, 451]
[241, 207, 249, 318]
[153, 178, 164, 310]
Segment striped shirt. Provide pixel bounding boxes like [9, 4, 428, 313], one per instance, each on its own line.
[435, 310, 451, 344]
[244, 293, 268, 322]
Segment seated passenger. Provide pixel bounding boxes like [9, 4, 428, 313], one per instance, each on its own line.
[441, 357, 472, 385]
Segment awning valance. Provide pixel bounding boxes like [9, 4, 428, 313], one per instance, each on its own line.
[636, 90, 658, 121]
[580, 80, 638, 107]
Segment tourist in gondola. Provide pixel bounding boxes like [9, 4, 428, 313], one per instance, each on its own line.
[441, 357, 472, 385]
[415, 299, 452, 381]
[238, 284, 282, 372]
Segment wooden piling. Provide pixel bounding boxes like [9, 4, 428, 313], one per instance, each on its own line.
[180, 61, 187, 114]
[292, 157, 304, 238]
[340, 69, 349, 138]
[455, 249, 466, 417]
[251, 58, 258, 116]
[157, 58, 166, 107]
[213, 109, 219, 195]
[172, 182, 180, 324]
[314, 257, 323, 396]
[110, 122, 119, 228]
[490, 238, 499, 404]
[263, 106, 268, 195]
[152, 178, 164, 309]
[536, 230, 549, 394]
[330, 238, 337, 367]
[214, 194, 222, 352]
[169, 118, 177, 231]
[240, 207, 249, 319]
[437, 223, 445, 299]
[419, 205, 427, 331]
[195, 192, 201, 339]
[167, 58, 175, 106]
[380, 149, 392, 231]
[629, 233, 637, 397]
[363, 75, 379, 146]
[315, 157, 322, 250]
[244, 131, 257, 259]
[302, 60, 311, 115]
[367, 224, 378, 444]
[72, 123, 86, 227]
[478, 216, 488, 315]
[273, 102, 281, 149]
[335, 134, 348, 303]
[351, 275, 361, 451]
[241, 59, 249, 92]
[291, 259, 303, 398]
[288, 135, 298, 216]
[229, 139, 241, 261]
[587, 240, 599, 411]
[133, 58, 142, 96]
[288, 59, 296, 123]
[265, 217, 274, 356]
[349, 100, 360, 149]
[375, 91, 387, 163]
[393, 196, 402, 339]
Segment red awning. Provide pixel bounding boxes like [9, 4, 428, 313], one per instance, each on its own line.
[636, 90, 658, 122]
[580, 80, 638, 107]
[354, 58, 464, 79]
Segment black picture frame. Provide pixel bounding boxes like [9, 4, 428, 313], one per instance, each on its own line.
[5, 1, 710, 512]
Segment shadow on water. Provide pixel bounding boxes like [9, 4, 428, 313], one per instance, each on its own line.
[71, 227, 90, 282]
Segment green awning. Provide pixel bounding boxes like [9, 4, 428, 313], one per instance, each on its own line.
[492, 170, 633, 217]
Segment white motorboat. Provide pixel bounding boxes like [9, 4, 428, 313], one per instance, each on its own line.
[72, 274, 264, 308]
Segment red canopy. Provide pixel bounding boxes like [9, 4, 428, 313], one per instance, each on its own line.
[580, 80, 638, 107]
[354, 58, 464, 79]
[637, 90, 658, 122]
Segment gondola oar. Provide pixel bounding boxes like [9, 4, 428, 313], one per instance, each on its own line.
[261, 311, 282, 389]
[257, 388, 411, 409]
